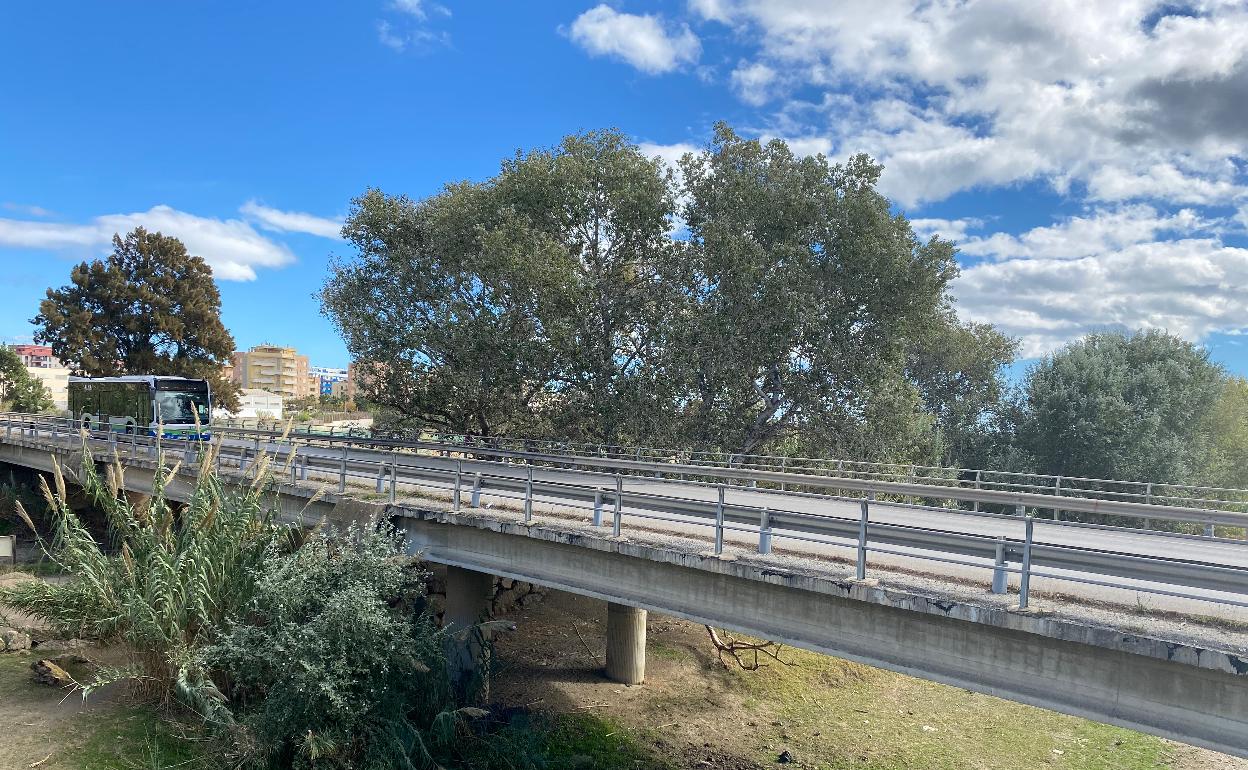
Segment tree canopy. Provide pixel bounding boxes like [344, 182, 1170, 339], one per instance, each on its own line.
[324, 124, 1013, 463]
[1009, 330, 1225, 484]
[32, 227, 238, 410]
[0, 347, 53, 413]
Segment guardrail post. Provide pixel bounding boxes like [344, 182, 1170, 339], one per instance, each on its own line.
[470, 473, 483, 507]
[453, 460, 462, 512]
[390, 450, 398, 503]
[300, 452, 308, 481]
[714, 485, 725, 555]
[1053, 476, 1062, 520]
[339, 445, 347, 493]
[1143, 482, 1152, 530]
[593, 489, 603, 527]
[992, 537, 1008, 594]
[1018, 505, 1034, 610]
[779, 457, 787, 491]
[612, 476, 623, 537]
[972, 471, 980, 512]
[1205, 522, 1216, 538]
[290, 448, 298, 484]
[856, 494, 871, 580]
[375, 462, 386, 493]
[524, 464, 533, 522]
[758, 508, 772, 554]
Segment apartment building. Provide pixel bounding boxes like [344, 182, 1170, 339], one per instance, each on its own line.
[10, 344, 62, 368]
[230, 344, 315, 401]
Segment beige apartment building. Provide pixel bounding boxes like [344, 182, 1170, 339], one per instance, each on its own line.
[230, 345, 315, 401]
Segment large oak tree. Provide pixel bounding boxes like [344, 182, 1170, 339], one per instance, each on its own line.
[32, 227, 238, 410]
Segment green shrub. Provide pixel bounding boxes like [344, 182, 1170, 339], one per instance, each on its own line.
[191, 523, 454, 769]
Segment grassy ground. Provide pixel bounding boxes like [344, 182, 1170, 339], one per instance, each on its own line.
[490, 590, 1243, 770]
[0, 654, 198, 770]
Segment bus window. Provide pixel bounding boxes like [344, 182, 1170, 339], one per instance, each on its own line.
[155, 389, 210, 425]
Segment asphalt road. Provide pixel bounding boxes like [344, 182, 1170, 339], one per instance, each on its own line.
[244, 437, 1248, 620]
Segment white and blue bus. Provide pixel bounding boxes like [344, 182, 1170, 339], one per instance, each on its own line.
[68, 375, 212, 440]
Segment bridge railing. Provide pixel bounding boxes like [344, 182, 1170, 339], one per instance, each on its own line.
[212, 416, 1248, 515]
[3, 412, 1247, 614]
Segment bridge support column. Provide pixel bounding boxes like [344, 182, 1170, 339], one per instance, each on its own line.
[605, 602, 646, 685]
[444, 565, 494, 702]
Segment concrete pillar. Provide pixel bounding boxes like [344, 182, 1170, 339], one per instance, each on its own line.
[605, 602, 647, 685]
[444, 565, 494, 702]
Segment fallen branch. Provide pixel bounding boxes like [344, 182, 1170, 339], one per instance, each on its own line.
[705, 625, 792, 671]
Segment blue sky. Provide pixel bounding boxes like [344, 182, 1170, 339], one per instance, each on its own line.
[3, 1, 1248, 374]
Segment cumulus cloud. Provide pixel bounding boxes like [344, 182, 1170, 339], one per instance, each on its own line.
[954, 238, 1248, 357]
[0, 205, 296, 281]
[240, 200, 344, 239]
[956, 205, 1211, 261]
[909, 217, 984, 243]
[731, 61, 778, 105]
[567, 5, 700, 74]
[691, 1, 1248, 208]
[949, 206, 1248, 356]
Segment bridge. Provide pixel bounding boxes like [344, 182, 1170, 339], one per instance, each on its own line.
[0, 412, 1246, 757]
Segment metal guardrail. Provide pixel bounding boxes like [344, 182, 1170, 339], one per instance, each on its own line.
[3, 413, 1247, 612]
[214, 416, 1248, 514]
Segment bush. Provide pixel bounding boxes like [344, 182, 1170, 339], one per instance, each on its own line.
[191, 523, 462, 769]
[0, 443, 287, 698]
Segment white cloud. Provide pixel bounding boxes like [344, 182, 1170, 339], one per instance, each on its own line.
[909, 217, 983, 243]
[377, 1, 450, 52]
[568, 5, 701, 74]
[638, 140, 700, 171]
[390, 0, 448, 21]
[956, 205, 1210, 261]
[954, 238, 1248, 358]
[2, 202, 53, 217]
[1086, 163, 1247, 205]
[377, 20, 408, 51]
[240, 201, 343, 239]
[950, 206, 1248, 356]
[731, 61, 777, 105]
[0, 205, 296, 281]
[692, 1, 1248, 208]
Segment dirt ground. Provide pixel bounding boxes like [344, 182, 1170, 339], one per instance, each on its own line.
[490, 589, 1248, 770]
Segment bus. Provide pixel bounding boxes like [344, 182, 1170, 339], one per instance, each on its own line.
[68, 375, 212, 439]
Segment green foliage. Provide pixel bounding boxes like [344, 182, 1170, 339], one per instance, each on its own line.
[324, 123, 1004, 463]
[0, 442, 286, 697]
[1200, 375, 1248, 490]
[1011, 330, 1225, 483]
[669, 125, 962, 459]
[193, 523, 455, 770]
[0, 346, 53, 413]
[907, 316, 1018, 468]
[32, 227, 239, 411]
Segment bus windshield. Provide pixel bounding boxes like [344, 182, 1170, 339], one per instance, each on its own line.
[155, 389, 210, 425]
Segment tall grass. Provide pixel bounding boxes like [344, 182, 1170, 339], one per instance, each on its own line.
[0, 439, 291, 699]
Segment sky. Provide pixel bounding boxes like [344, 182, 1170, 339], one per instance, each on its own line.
[2, 1, 1248, 374]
